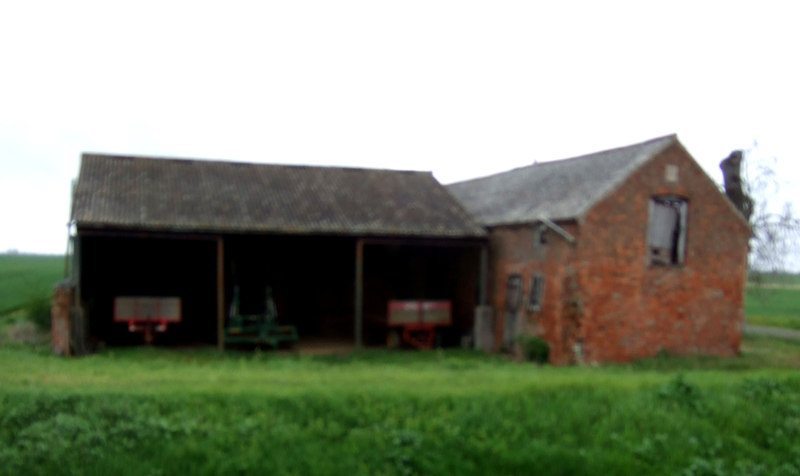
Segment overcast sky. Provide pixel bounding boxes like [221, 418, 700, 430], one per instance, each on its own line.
[0, 1, 797, 267]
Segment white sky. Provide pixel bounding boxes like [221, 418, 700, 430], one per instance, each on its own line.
[0, 1, 798, 268]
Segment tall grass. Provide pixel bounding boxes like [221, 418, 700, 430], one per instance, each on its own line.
[8, 380, 800, 475]
[1, 258, 799, 472]
[2, 344, 800, 474]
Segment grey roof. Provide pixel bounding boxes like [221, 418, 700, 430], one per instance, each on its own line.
[72, 154, 486, 238]
[447, 135, 678, 226]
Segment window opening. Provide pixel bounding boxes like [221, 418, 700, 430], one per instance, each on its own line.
[647, 196, 688, 265]
[505, 274, 523, 313]
[533, 223, 548, 246]
[528, 274, 545, 311]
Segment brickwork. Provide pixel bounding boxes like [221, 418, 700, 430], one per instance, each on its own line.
[487, 142, 750, 364]
[51, 282, 73, 356]
[577, 141, 749, 362]
[487, 222, 580, 364]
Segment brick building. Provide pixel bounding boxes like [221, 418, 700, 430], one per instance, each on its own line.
[448, 135, 751, 364]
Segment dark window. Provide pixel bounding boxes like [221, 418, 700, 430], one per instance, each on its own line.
[528, 274, 545, 311]
[533, 223, 548, 245]
[647, 196, 688, 265]
[505, 274, 523, 313]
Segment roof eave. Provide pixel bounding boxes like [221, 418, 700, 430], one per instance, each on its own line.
[75, 221, 487, 240]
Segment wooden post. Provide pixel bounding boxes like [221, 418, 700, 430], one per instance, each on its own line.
[73, 234, 81, 306]
[216, 237, 225, 351]
[355, 238, 364, 349]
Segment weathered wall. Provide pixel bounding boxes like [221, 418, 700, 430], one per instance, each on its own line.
[485, 142, 750, 364]
[576, 142, 750, 362]
[486, 221, 579, 364]
[51, 282, 72, 356]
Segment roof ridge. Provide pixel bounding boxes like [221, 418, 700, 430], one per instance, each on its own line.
[529, 134, 676, 168]
[81, 153, 432, 176]
[74, 153, 484, 238]
[447, 134, 680, 226]
[450, 134, 677, 186]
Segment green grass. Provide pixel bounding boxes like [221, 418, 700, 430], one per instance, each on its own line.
[3, 341, 800, 475]
[0, 254, 65, 314]
[2, 259, 800, 473]
[746, 286, 800, 330]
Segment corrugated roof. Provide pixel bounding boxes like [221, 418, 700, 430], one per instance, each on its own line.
[72, 154, 486, 238]
[447, 135, 678, 226]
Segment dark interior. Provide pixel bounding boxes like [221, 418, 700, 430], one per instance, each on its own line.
[79, 232, 481, 348]
[79, 235, 217, 345]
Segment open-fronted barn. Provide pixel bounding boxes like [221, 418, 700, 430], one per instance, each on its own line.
[69, 154, 486, 350]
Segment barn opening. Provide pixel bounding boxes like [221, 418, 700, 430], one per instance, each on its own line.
[76, 232, 482, 349]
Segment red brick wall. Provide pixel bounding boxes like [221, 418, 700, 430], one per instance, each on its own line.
[486, 142, 750, 364]
[576, 142, 750, 362]
[487, 222, 580, 364]
[51, 282, 72, 356]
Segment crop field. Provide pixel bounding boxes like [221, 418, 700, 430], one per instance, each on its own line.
[0, 254, 65, 314]
[746, 273, 800, 330]
[749, 272, 800, 287]
[2, 340, 800, 475]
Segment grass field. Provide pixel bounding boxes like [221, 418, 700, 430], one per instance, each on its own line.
[0, 254, 65, 314]
[749, 272, 800, 287]
[1, 256, 800, 473]
[746, 272, 800, 330]
[746, 287, 800, 329]
[2, 340, 800, 475]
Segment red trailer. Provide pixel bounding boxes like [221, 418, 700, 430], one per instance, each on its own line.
[387, 300, 451, 350]
[114, 296, 181, 344]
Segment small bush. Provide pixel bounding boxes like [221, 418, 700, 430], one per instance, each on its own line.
[518, 335, 549, 364]
[24, 295, 51, 330]
[658, 374, 706, 414]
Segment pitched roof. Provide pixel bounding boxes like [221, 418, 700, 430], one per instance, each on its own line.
[447, 135, 678, 226]
[72, 154, 486, 238]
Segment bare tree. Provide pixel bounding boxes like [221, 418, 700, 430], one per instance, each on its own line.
[721, 146, 800, 274]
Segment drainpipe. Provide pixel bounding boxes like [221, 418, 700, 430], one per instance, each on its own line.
[538, 217, 576, 244]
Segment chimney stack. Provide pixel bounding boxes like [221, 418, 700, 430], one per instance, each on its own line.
[719, 150, 753, 222]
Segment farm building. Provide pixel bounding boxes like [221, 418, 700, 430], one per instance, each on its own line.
[448, 135, 751, 364]
[67, 154, 486, 350]
[60, 135, 751, 364]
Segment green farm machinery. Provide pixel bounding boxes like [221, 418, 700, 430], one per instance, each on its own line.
[224, 286, 298, 348]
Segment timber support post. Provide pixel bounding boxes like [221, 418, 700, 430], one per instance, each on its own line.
[217, 237, 225, 351]
[479, 244, 488, 306]
[355, 238, 364, 350]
